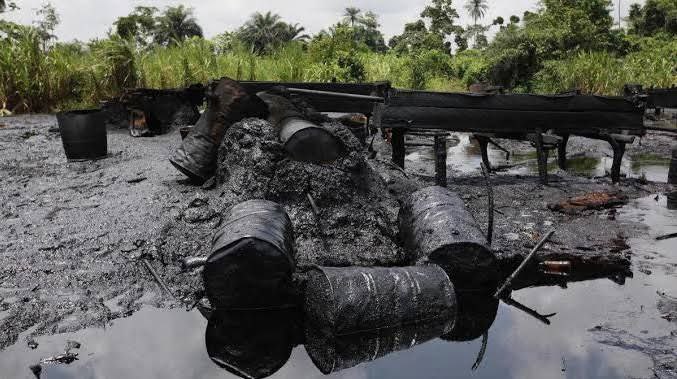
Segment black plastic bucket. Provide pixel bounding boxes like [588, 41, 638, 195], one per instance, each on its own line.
[56, 109, 107, 160]
[399, 186, 498, 289]
[203, 200, 296, 310]
[304, 265, 456, 336]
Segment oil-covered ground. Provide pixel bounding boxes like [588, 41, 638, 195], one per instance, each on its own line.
[0, 113, 676, 379]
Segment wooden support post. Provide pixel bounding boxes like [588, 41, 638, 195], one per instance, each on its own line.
[558, 134, 570, 170]
[434, 135, 448, 187]
[607, 137, 626, 184]
[668, 146, 677, 185]
[392, 128, 406, 169]
[475, 135, 492, 172]
[534, 130, 549, 185]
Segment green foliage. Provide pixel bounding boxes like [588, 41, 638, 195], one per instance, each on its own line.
[153, 5, 203, 46]
[627, 0, 677, 36]
[236, 11, 308, 54]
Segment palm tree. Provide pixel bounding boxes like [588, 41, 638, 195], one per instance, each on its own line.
[343, 7, 362, 27]
[239, 11, 284, 53]
[465, 0, 489, 26]
[154, 5, 203, 46]
[280, 23, 310, 42]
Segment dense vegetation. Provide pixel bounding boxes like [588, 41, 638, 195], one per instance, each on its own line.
[0, 0, 675, 113]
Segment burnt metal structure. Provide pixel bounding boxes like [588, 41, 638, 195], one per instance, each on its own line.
[120, 84, 204, 135]
[647, 87, 677, 110]
[374, 89, 646, 184]
[669, 146, 677, 185]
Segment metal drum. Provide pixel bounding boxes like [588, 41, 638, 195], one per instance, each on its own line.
[304, 265, 456, 336]
[203, 200, 296, 310]
[399, 186, 498, 289]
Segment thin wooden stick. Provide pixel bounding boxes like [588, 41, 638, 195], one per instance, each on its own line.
[501, 296, 556, 325]
[141, 259, 178, 302]
[494, 230, 555, 299]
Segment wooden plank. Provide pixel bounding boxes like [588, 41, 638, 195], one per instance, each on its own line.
[378, 106, 645, 135]
[388, 90, 640, 113]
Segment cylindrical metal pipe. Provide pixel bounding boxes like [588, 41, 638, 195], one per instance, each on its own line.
[203, 200, 296, 310]
[304, 265, 456, 336]
[668, 146, 677, 185]
[398, 186, 498, 289]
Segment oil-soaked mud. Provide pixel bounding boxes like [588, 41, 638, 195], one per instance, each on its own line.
[0, 113, 676, 378]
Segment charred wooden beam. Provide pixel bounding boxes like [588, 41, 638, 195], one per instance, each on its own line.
[378, 107, 644, 135]
[434, 135, 447, 187]
[647, 87, 677, 109]
[391, 128, 406, 169]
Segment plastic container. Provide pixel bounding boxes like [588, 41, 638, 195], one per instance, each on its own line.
[56, 109, 107, 160]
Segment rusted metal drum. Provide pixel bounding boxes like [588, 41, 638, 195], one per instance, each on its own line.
[304, 265, 456, 336]
[203, 200, 296, 310]
[398, 186, 498, 289]
[56, 109, 107, 160]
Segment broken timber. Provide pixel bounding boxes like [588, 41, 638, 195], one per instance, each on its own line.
[375, 89, 645, 184]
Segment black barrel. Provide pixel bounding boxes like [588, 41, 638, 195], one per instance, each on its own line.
[56, 109, 107, 160]
[304, 265, 456, 335]
[206, 309, 302, 379]
[279, 118, 346, 163]
[399, 186, 498, 288]
[203, 200, 296, 310]
[306, 317, 453, 375]
[668, 146, 677, 185]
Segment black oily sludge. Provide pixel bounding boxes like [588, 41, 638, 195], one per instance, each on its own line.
[203, 200, 296, 310]
[399, 186, 498, 289]
[304, 265, 456, 336]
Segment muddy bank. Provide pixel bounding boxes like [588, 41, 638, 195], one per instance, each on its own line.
[0, 114, 676, 377]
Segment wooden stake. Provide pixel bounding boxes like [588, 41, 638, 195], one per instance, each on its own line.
[494, 230, 555, 299]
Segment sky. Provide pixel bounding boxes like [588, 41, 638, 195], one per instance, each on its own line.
[1, 0, 643, 42]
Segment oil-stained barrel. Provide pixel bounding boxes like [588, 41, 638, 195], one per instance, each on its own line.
[304, 265, 456, 336]
[206, 309, 302, 379]
[56, 109, 107, 160]
[203, 200, 296, 310]
[399, 186, 498, 288]
[279, 118, 346, 163]
[305, 317, 453, 375]
[668, 146, 677, 185]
